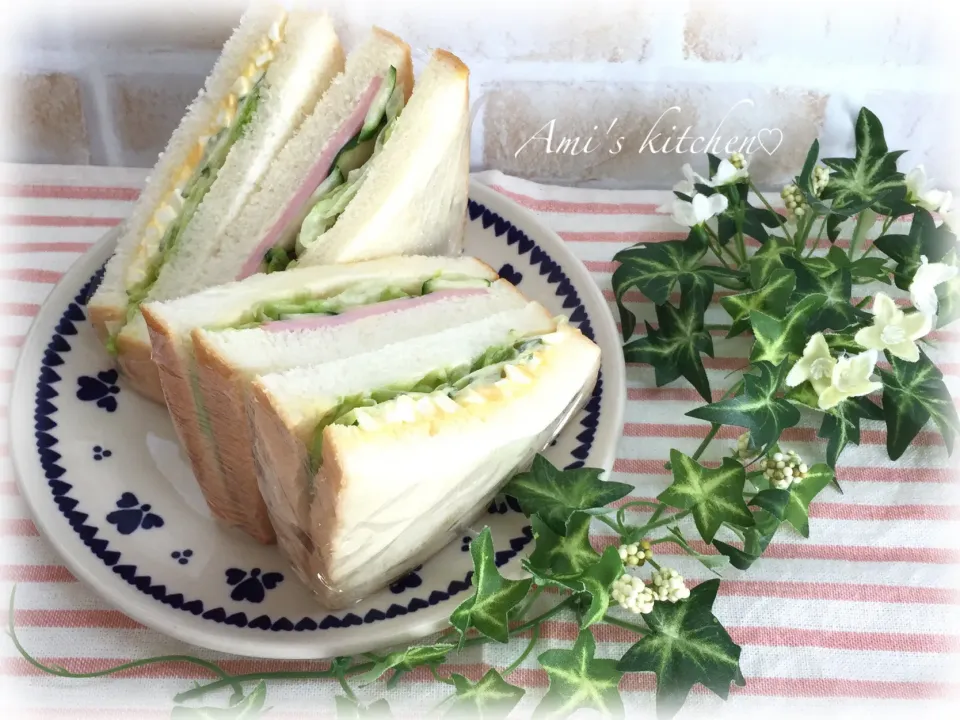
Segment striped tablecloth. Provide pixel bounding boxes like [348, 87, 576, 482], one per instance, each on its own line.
[1, 163, 957, 719]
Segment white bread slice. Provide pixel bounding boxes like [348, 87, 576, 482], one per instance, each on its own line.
[175, 28, 415, 293]
[296, 48, 471, 265]
[96, 5, 345, 403]
[249, 311, 600, 608]
[141, 256, 505, 543]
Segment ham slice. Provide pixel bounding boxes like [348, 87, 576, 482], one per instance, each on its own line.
[261, 288, 489, 333]
[236, 77, 384, 280]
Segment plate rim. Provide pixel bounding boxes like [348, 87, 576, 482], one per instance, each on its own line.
[9, 179, 626, 658]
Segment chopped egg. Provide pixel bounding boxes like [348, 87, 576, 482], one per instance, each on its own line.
[433, 394, 460, 414]
[503, 364, 532, 384]
[540, 330, 565, 345]
[353, 410, 380, 432]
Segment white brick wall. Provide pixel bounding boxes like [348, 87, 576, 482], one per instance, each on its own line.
[2, 0, 957, 190]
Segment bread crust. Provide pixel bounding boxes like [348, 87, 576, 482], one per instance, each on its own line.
[371, 26, 414, 102]
[114, 331, 166, 404]
[192, 330, 277, 543]
[88, 304, 124, 346]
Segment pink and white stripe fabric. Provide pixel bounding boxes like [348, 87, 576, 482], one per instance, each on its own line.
[1, 164, 958, 718]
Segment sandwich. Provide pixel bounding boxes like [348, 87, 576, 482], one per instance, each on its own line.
[89, 1, 346, 403]
[100, 23, 471, 405]
[249, 305, 601, 607]
[141, 256, 505, 543]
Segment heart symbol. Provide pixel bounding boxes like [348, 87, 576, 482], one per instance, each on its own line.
[756, 128, 784, 156]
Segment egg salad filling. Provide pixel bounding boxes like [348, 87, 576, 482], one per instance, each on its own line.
[263, 66, 406, 273]
[226, 274, 491, 329]
[306, 329, 567, 471]
[108, 16, 287, 352]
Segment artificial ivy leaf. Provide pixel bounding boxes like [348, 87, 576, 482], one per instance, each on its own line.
[720, 267, 795, 337]
[687, 362, 801, 449]
[748, 236, 795, 288]
[354, 643, 455, 685]
[748, 294, 826, 366]
[817, 396, 879, 469]
[623, 283, 714, 401]
[879, 349, 960, 460]
[613, 228, 718, 339]
[447, 669, 526, 720]
[826, 213, 846, 243]
[749, 488, 791, 519]
[335, 697, 393, 719]
[527, 546, 624, 628]
[617, 580, 744, 719]
[525, 513, 601, 579]
[664, 526, 730, 575]
[873, 208, 957, 291]
[450, 527, 534, 644]
[503, 454, 632, 536]
[658, 450, 754, 543]
[716, 182, 781, 246]
[935, 276, 960, 328]
[712, 509, 780, 570]
[827, 245, 891, 284]
[536, 629, 624, 719]
[752, 465, 834, 537]
[173, 681, 267, 719]
[800, 109, 906, 216]
[781, 255, 868, 332]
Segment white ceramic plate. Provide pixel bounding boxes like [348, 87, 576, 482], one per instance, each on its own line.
[10, 181, 625, 659]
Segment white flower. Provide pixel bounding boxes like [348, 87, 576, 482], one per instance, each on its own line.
[942, 209, 959, 234]
[611, 574, 655, 615]
[854, 292, 931, 362]
[673, 163, 709, 196]
[817, 350, 883, 411]
[671, 193, 728, 227]
[905, 165, 952, 212]
[812, 166, 831, 196]
[712, 158, 749, 186]
[910, 255, 958, 318]
[649, 568, 690, 603]
[785, 333, 836, 395]
[617, 541, 652, 567]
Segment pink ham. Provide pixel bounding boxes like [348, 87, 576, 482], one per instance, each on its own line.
[236, 77, 384, 280]
[261, 288, 489, 333]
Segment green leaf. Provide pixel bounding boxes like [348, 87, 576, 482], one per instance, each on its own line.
[878, 349, 960, 460]
[716, 183, 780, 246]
[817, 396, 880, 469]
[781, 255, 868, 332]
[749, 488, 791, 519]
[617, 580, 744, 719]
[802, 108, 906, 216]
[450, 527, 534, 644]
[873, 209, 956, 291]
[752, 465, 833, 537]
[712, 509, 780, 570]
[525, 513, 601, 578]
[720, 267, 796, 337]
[664, 526, 730, 575]
[536, 629, 624, 719]
[503, 455, 632, 536]
[686, 362, 801, 449]
[612, 228, 711, 339]
[623, 282, 714, 401]
[748, 294, 826, 366]
[354, 643, 455, 685]
[826, 213, 846, 243]
[527, 546, 624, 628]
[173, 681, 267, 719]
[658, 451, 754, 543]
[447, 669, 526, 720]
[748, 237, 796, 288]
[335, 697, 393, 719]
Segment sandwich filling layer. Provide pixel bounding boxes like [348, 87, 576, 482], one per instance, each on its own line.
[109, 16, 288, 352]
[306, 327, 571, 470]
[242, 67, 405, 278]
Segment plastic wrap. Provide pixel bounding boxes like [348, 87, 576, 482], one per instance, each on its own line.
[249, 366, 599, 610]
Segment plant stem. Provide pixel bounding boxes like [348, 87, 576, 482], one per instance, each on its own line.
[750, 181, 794, 244]
[636, 509, 690, 537]
[847, 209, 875, 260]
[602, 614, 648, 636]
[704, 323, 733, 331]
[512, 585, 545, 622]
[336, 669, 358, 701]
[702, 226, 737, 269]
[855, 295, 872, 309]
[429, 665, 455, 686]
[504, 626, 540, 676]
[596, 514, 624, 534]
[691, 424, 721, 462]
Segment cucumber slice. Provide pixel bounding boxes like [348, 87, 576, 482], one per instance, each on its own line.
[421, 276, 493, 294]
[335, 138, 376, 175]
[358, 66, 397, 141]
